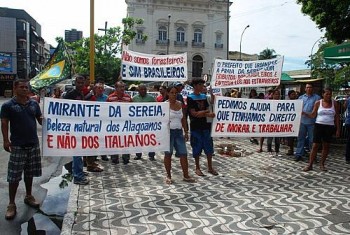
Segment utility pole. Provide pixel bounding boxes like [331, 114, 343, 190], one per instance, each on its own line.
[98, 21, 108, 51]
[89, 0, 95, 84]
[166, 14, 171, 55]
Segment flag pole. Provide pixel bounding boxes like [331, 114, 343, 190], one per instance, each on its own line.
[89, 0, 95, 84]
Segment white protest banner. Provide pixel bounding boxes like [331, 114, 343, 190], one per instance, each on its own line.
[210, 87, 222, 96]
[121, 48, 187, 81]
[181, 84, 193, 105]
[211, 57, 284, 88]
[211, 96, 302, 137]
[42, 98, 170, 156]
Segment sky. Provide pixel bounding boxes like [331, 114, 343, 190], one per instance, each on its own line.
[0, 0, 324, 71]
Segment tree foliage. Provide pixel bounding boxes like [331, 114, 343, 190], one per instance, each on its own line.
[296, 0, 350, 43]
[258, 48, 277, 60]
[306, 39, 350, 89]
[65, 17, 146, 85]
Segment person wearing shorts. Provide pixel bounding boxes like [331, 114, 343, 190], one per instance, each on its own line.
[163, 85, 195, 184]
[303, 87, 340, 172]
[1, 79, 43, 220]
[187, 78, 218, 177]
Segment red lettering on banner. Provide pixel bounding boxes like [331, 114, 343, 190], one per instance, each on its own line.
[57, 134, 77, 149]
[47, 135, 53, 148]
[258, 124, 293, 133]
[215, 123, 225, 132]
[104, 134, 157, 148]
[82, 136, 99, 149]
[227, 124, 250, 133]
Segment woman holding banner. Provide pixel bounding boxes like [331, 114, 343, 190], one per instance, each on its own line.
[163, 85, 195, 184]
[303, 87, 340, 171]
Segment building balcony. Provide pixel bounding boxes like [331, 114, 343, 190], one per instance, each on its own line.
[215, 43, 223, 49]
[136, 38, 145, 44]
[174, 41, 188, 47]
[156, 40, 168, 46]
[192, 41, 205, 48]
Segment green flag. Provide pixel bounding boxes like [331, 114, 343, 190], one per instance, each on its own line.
[30, 41, 72, 91]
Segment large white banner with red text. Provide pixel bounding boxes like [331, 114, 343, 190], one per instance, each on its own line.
[211, 57, 284, 88]
[211, 96, 302, 137]
[121, 49, 187, 81]
[42, 98, 170, 156]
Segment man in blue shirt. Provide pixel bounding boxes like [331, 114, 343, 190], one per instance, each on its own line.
[1, 79, 43, 220]
[295, 84, 321, 161]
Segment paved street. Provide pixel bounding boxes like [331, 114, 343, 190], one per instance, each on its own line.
[61, 137, 350, 235]
[1, 97, 350, 234]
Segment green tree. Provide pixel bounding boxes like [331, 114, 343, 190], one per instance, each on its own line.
[65, 17, 146, 85]
[258, 48, 277, 60]
[296, 0, 350, 43]
[306, 39, 350, 89]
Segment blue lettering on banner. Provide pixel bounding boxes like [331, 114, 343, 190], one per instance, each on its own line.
[143, 66, 185, 78]
[106, 121, 120, 132]
[122, 120, 162, 134]
[48, 101, 100, 117]
[249, 102, 271, 111]
[217, 100, 247, 110]
[121, 64, 127, 77]
[109, 105, 122, 117]
[129, 105, 164, 117]
[277, 103, 295, 112]
[47, 118, 71, 131]
[74, 120, 102, 132]
[128, 65, 142, 77]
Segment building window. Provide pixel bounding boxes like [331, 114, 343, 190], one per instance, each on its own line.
[194, 29, 202, 43]
[176, 27, 185, 42]
[215, 33, 223, 49]
[216, 34, 222, 44]
[158, 26, 167, 41]
[192, 55, 203, 78]
[137, 30, 143, 40]
[136, 30, 145, 44]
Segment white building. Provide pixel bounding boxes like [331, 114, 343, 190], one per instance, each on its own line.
[126, 0, 230, 81]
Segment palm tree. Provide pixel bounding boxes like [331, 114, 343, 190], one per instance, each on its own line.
[258, 48, 277, 60]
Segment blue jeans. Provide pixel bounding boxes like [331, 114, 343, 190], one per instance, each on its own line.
[165, 129, 188, 157]
[346, 125, 350, 162]
[295, 123, 314, 157]
[72, 156, 84, 180]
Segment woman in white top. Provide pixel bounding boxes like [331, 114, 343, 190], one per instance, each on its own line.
[303, 87, 340, 171]
[164, 85, 195, 184]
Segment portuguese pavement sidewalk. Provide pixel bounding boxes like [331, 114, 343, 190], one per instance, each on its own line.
[61, 137, 350, 235]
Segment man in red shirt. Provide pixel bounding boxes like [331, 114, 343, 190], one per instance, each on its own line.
[106, 81, 132, 164]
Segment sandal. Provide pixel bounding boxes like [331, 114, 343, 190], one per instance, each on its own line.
[165, 177, 172, 185]
[183, 177, 196, 183]
[257, 149, 263, 153]
[303, 165, 313, 172]
[195, 169, 205, 176]
[5, 204, 17, 220]
[208, 169, 219, 176]
[87, 166, 103, 172]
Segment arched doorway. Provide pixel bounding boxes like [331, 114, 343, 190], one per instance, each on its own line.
[192, 55, 203, 78]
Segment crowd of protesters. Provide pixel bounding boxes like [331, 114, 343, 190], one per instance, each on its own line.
[1, 74, 347, 220]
